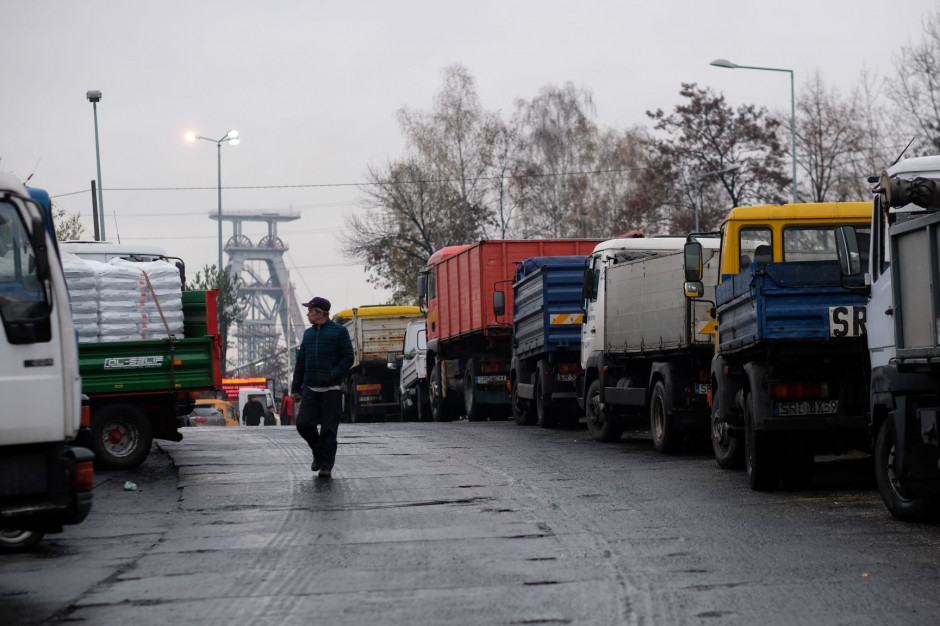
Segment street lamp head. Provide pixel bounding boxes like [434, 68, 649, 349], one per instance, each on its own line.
[710, 59, 738, 69]
[225, 129, 239, 140]
[184, 131, 196, 142]
[86, 90, 102, 103]
[228, 138, 240, 146]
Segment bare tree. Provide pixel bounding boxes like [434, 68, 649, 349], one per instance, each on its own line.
[645, 83, 790, 232]
[188, 265, 248, 376]
[511, 83, 598, 238]
[53, 205, 85, 241]
[888, 7, 940, 154]
[796, 71, 866, 202]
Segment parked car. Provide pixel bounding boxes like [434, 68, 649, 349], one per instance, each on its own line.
[195, 399, 239, 427]
[185, 406, 227, 427]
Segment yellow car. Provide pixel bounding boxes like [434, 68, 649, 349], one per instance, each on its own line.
[195, 399, 240, 427]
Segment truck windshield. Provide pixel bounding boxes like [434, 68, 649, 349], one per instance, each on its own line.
[0, 199, 51, 342]
[783, 225, 871, 267]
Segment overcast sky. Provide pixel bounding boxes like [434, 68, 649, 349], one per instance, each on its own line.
[2, 0, 937, 311]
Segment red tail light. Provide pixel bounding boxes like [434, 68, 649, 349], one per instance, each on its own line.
[192, 416, 207, 423]
[556, 362, 582, 373]
[480, 362, 506, 374]
[769, 382, 829, 399]
[81, 405, 91, 428]
[76, 461, 94, 492]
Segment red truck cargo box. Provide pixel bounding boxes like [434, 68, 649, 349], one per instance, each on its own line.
[426, 239, 602, 343]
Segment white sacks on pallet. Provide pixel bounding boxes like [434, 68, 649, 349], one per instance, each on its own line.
[61, 254, 185, 343]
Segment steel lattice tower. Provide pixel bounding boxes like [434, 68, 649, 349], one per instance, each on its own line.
[211, 209, 306, 376]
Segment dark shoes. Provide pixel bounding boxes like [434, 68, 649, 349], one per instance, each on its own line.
[311, 459, 320, 472]
[318, 468, 331, 478]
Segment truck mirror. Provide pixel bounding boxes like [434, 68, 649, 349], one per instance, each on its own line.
[834, 226, 862, 276]
[417, 273, 427, 302]
[387, 351, 401, 370]
[684, 281, 704, 299]
[684, 241, 702, 282]
[29, 214, 50, 280]
[582, 268, 593, 300]
[493, 290, 505, 317]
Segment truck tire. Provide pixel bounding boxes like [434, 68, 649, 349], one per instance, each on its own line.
[535, 370, 557, 429]
[0, 529, 44, 553]
[416, 382, 431, 422]
[650, 380, 679, 453]
[398, 387, 415, 422]
[91, 404, 153, 470]
[744, 391, 781, 491]
[511, 376, 532, 425]
[429, 364, 453, 423]
[349, 374, 364, 423]
[874, 418, 934, 521]
[711, 394, 744, 469]
[779, 435, 815, 490]
[464, 358, 486, 422]
[586, 379, 623, 442]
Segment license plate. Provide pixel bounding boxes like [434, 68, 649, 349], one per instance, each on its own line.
[773, 400, 839, 416]
[556, 373, 578, 382]
[475, 375, 507, 385]
[694, 383, 711, 395]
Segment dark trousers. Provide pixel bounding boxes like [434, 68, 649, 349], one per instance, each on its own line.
[296, 388, 342, 470]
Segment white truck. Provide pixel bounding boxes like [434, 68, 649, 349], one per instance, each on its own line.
[388, 320, 431, 421]
[580, 236, 720, 450]
[237, 387, 280, 426]
[334, 305, 424, 422]
[837, 155, 940, 520]
[0, 173, 94, 552]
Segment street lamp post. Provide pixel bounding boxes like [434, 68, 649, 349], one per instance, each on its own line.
[86, 90, 106, 241]
[710, 58, 797, 204]
[693, 164, 740, 231]
[186, 130, 239, 271]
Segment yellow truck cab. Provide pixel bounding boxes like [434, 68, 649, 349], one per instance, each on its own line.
[716, 202, 872, 276]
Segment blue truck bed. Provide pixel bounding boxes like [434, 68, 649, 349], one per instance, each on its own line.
[717, 261, 867, 354]
[513, 256, 587, 359]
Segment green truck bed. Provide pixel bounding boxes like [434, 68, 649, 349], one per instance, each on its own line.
[78, 290, 221, 395]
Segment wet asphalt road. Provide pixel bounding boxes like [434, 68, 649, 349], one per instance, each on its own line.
[2, 421, 940, 625]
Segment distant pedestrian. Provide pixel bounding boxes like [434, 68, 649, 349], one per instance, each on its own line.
[291, 296, 353, 478]
[242, 395, 265, 427]
[280, 388, 295, 426]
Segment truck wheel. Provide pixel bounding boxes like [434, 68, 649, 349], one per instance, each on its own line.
[464, 359, 486, 422]
[429, 364, 453, 423]
[92, 404, 153, 470]
[744, 391, 781, 491]
[779, 436, 815, 490]
[586, 379, 623, 442]
[874, 418, 934, 521]
[0, 529, 44, 553]
[711, 394, 744, 469]
[349, 375, 364, 423]
[650, 380, 679, 453]
[511, 376, 532, 425]
[416, 382, 431, 422]
[397, 387, 415, 422]
[535, 371, 557, 429]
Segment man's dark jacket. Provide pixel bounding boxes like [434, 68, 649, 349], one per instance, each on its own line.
[291, 318, 354, 393]
[242, 399, 265, 426]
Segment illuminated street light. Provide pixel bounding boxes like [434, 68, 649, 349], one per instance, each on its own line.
[710, 58, 797, 203]
[186, 130, 240, 271]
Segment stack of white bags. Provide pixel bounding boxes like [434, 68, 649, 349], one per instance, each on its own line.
[62, 255, 185, 343]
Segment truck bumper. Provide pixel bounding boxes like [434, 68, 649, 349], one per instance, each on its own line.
[0, 443, 94, 533]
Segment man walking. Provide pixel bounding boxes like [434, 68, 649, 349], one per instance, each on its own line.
[291, 297, 353, 478]
[242, 395, 265, 426]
